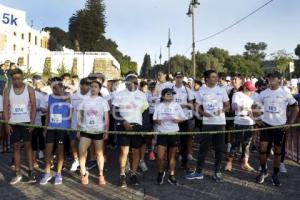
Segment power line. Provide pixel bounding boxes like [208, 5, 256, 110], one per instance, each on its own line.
[183, 0, 275, 55]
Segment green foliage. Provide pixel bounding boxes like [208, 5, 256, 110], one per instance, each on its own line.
[44, 27, 72, 51]
[140, 54, 152, 78]
[57, 60, 70, 77]
[43, 57, 52, 78]
[243, 42, 267, 61]
[120, 57, 138, 76]
[23, 67, 37, 79]
[295, 44, 300, 58]
[271, 50, 293, 73]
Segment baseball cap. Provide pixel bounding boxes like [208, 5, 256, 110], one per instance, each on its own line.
[187, 78, 194, 82]
[174, 72, 183, 77]
[226, 76, 231, 81]
[243, 81, 256, 91]
[161, 88, 176, 96]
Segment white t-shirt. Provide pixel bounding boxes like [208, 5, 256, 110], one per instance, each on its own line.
[146, 91, 161, 114]
[71, 91, 89, 129]
[257, 88, 297, 126]
[100, 87, 111, 101]
[35, 91, 44, 125]
[78, 96, 110, 133]
[197, 85, 229, 125]
[112, 89, 149, 125]
[155, 82, 174, 97]
[232, 91, 255, 125]
[172, 85, 195, 119]
[0, 95, 3, 112]
[153, 102, 187, 133]
[40, 93, 50, 110]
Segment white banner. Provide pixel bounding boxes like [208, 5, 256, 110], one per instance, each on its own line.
[289, 62, 295, 73]
[0, 4, 27, 29]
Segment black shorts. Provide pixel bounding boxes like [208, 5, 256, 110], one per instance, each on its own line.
[116, 123, 143, 149]
[10, 124, 31, 144]
[157, 135, 180, 147]
[260, 123, 285, 146]
[80, 132, 103, 140]
[46, 129, 68, 145]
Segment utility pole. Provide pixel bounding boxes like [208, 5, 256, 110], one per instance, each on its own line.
[187, 0, 200, 79]
[159, 47, 162, 65]
[167, 29, 172, 76]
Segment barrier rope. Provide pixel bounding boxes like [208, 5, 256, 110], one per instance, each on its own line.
[1, 120, 299, 135]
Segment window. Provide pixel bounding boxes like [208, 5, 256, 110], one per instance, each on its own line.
[35, 36, 37, 45]
[13, 32, 16, 36]
[21, 48, 24, 51]
[21, 33, 24, 40]
[13, 44, 16, 52]
[40, 39, 43, 47]
[28, 33, 31, 43]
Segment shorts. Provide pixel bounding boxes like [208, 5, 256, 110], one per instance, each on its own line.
[157, 135, 180, 147]
[10, 124, 31, 144]
[46, 129, 68, 145]
[260, 123, 285, 146]
[116, 123, 143, 149]
[80, 132, 103, 140]
[69, 131, 78, 141]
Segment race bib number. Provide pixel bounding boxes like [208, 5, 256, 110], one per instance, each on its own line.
[12, 104, 27, 115]
[50, 114, 62, 124]
[204, 100, 218, 113]
[266, 103, 280, 113]
[87, 115, 97, 128]
[184, 109, 193, 120]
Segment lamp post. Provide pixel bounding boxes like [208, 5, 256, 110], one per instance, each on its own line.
[187, 0, 200, 80]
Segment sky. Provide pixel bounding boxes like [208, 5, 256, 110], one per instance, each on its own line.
[0, 0, 299, 68]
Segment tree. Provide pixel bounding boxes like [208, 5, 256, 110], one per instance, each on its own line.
[43, 57, 52, 78]
[44, 27, 72, 51]
[295, 44, 300, 58]
[271, 50, 293, 74]
[57, 59, 69, 77]
[195, 52, 223, 77]
[207, 47, 229, 64]
[243, 42, 267, 61]
[120, 57, 138, 76]
[140, 54, 151, 78]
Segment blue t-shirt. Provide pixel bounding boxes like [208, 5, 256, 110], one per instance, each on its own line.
[48, 94, 71, 129]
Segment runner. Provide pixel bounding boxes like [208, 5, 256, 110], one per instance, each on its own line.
[225, 81, 256, 172]
[255, 71, 299, 187]
[186, 70, 230, 183]
[69, 78, 90, 172]
[78, 80, 110, 185]
[112, 73, 149, 187]
[40, 77, 72, 185]
[154, 88, 187, 185]
[3, 68, 37, 184]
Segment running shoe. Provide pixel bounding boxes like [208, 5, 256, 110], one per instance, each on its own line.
[70, 159, 79, 172]
[167, 175, 178, 186]
[80, 172, 89, 185]
[130, 174, 139, 186]
[213, 172, 224, 183]
[54, 173, 62, 185]
[40, 173, 52, 185]
[157, 171, 165, 185]
[280, 163, 287, 173]
[27, 171, 37, 183]
[185, 172, 204, 180]
[256, 171, 268, 184]
[139, 160, 148, 172]
[10, 171, 22, 185]
[120, 175, 127, 188]
[272, 174, 281, 187]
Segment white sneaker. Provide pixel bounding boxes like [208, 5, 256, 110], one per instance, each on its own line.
[70, 159, 79, 172]
[38, 151, 44, 159]
[280, 163, 287, 173]
[139, 160, 148, 172]
[187, 154, 197, 161]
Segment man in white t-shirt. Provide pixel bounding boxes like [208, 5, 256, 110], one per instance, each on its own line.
[255, 71, 298, 187]
[112, 74, 149, 187]
[172, 71, 195, 169]
[225, 81, 256, 172]
[186, 70, 230, 183]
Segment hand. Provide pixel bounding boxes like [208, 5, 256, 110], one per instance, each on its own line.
[5, 124, 12, 136]
[203, 112, 213, 118]
[123, 121, 133, 131]
[103, 131, 109, 140]
[76, 131, 80, 139]
[43, 128, 47, 138]
[216, 109, 224, 116]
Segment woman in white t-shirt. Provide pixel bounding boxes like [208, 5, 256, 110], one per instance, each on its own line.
[77, 80, 110, 185]
[153, 88, 187, 185]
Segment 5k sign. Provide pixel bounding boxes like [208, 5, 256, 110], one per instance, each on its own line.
[1, 12, 18, 26]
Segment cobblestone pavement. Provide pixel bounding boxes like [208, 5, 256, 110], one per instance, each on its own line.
[0, 145, 299, 200]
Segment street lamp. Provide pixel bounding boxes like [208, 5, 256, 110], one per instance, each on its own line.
[187, 0, 200, 80]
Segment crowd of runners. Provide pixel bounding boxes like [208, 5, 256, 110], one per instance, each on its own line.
[0, 66, 299, 188]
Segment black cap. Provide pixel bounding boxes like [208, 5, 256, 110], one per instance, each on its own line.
[174, 71, 183, 77]
[148, 81, 156, 88]
[161, 88, 176, 96]
[267, 71, 282, 79]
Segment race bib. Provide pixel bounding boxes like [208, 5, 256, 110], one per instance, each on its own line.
[50, 114, 62, 124]
[204, 100, 218, 113]
[87, 115, 97, 128]
[184, 109, 193, 120]
[266, 103, 280, 113]
[12, 104, 27, 115]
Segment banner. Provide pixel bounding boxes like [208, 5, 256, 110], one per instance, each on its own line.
[0, 4, 27, 29]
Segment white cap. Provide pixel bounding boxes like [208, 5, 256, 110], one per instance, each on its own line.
[183, 77, 188, 83]
[187, 78, 194, 82]
[226, 76, 231, 81]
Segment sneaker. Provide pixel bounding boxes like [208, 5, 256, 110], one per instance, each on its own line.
[27, 171, 37, 183]
[120, 175, 127, 188]
[86, 160, 97, 170]
[213, 172, 224, 183]
[130, 174, 139, 186]
[54, 173, 63, 185]
[70, 159, 79, 172]
[10, 171, 22, 185]
[125, 159, 131, 174]
[99, 175, 106, 185]
[187, 154, 197, 161]
[167, 175, 178, 186]
[280, 163, 287, 173]
[148, 151, 156, 161]
[80, 172, 89, 185]
[271, 174, 281, 187]
[241, 163, 254, 172]
[38, 151, 44, 159]
[139, 160, 148, 172]
[256, 171, 268, 184]
[39, 173, 52, 185]
[157, 171, 165, 185]
[185, 172, 204, 180]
